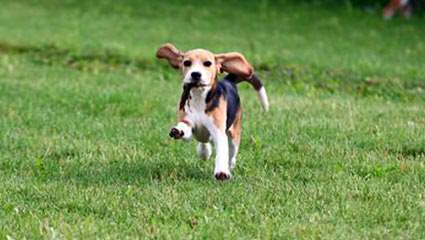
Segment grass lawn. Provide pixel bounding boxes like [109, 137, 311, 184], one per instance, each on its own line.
[0, 0, 424, 238]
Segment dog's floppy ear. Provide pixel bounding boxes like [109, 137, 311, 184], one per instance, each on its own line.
[156, 43, 183, 69]
[215, 52, 253, 79]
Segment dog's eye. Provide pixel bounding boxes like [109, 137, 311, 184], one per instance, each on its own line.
[203, 61, 212, 67]
[183, 60, 192, 67]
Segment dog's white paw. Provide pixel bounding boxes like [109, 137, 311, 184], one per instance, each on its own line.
[229, 160, 236, 170]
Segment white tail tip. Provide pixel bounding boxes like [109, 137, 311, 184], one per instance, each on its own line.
[257, 87, 269, 111]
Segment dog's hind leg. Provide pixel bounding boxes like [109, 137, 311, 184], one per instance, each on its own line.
[228, 108, 242, 170]
[228, 137, 240, 170]
[197, 142, 212, 160]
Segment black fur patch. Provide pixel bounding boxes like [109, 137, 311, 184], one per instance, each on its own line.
[179, 84, 193, 110]
[225, 73, 263, 90]
[248, 74, 263, 91]
[206, 75, 240, 129]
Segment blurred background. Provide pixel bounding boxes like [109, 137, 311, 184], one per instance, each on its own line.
[0, 0, 424, 79]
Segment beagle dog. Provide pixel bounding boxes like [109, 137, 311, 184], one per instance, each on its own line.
[156, 43, 269, 180]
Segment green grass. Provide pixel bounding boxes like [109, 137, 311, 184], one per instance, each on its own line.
[0, 0, 424, 238]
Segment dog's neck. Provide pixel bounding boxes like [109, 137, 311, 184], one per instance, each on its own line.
[189, 86, 210, 112]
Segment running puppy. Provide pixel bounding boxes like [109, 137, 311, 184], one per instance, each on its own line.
[157, 43, 269, 180]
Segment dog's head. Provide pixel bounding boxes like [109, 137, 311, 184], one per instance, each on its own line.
[156, 43, 253, 89]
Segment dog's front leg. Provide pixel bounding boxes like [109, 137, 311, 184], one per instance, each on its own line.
[169, 109, 192, 140]
[211, 127, 231, 180]
[169, 120, 192, 140]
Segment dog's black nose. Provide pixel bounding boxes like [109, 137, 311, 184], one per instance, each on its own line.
[191, 72, 202, 81]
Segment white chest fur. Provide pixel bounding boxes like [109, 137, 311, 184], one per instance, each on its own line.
[184, 88, 213, 142]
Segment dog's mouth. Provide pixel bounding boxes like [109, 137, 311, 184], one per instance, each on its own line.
[185, 82, 208, 89]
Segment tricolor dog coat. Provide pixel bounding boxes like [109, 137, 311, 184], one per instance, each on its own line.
[156, 43, 269, 180]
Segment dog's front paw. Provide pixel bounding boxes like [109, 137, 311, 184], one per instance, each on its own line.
[169, 127, 184, 139]
[214, 171, 231, 181]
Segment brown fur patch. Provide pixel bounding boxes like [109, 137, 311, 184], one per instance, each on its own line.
[228, 107, 242, 144]
[208, 96, 227, 131]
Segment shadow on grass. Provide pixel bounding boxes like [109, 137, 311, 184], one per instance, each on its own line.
[393, 145, 425, 158]
[76, 161, 208, 185]
[1, 41, 423, 101]
[259, 63, 425, 102]
[0, 41, 157, 73]
[32, 151, 211, 185]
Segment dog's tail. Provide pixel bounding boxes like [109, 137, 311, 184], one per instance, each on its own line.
[226, 73, 269, 111]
